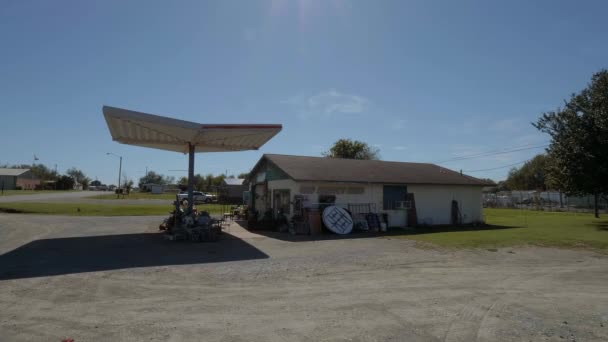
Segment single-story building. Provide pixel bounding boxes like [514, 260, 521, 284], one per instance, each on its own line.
[0, 168, 40, 190]
[142, 183, 164, 194]
[73, 181, 83, 191]
[246, 154, 493, 227]
[222, 178, 247, 203]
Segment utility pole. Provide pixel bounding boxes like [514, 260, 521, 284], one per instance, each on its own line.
[119, 156, 122, 192]
[31, 154, 36, 181]
[106, 153, 123, 198]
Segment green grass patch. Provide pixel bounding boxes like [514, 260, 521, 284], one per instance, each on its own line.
[88, 192, 220, 200]
[87, 192, 178, 200]
[395, 209, 608, 251]
[0, 202, 227, 216]
[0, 190, 78, 196]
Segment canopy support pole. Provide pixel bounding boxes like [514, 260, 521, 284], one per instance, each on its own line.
[187, 142, 195, 213]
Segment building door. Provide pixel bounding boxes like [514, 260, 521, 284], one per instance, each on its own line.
[383, 185, 408, 227]
[272, 189, 291, 217]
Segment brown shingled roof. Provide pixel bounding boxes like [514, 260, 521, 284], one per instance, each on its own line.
[260, 154, 493, 186]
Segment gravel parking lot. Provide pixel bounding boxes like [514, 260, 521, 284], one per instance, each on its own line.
[1, 213, 607, 341]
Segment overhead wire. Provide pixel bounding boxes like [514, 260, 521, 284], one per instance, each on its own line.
[434, 143, 549, 163]
[463, 159, 530, 173]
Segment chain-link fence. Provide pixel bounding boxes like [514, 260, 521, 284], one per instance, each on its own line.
[483, 191, 608, 213]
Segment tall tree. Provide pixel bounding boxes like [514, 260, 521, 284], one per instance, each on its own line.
[138, 171, 173, 189]
[534, 70, 608, 217]
[504, 154, 551, 191]
[122, 179, 134, 194]
[66, 167, 90, 189]
[323, 139, 380, 160]
[55, 175, 75, 190]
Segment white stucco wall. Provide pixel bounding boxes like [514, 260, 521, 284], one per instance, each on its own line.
[286, 181, 381, 208]
[261, 180, 483, 226]
[265, 181, 408, 226]
[408, 184, 483, 225]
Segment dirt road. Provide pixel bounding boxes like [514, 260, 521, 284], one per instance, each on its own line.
[0, 214, 607, 341]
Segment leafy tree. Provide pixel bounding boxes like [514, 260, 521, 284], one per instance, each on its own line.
[66, 167, 90, 190]
[237, 172, 249, 179]
[504, 154, 551, 191]
[80, 178, 90, 190]
[494, 180, 510, 192]
[534, 69, 608, 217]
[177, 173, 228, 192]
[198, 173, 225, 192]
[55, 175, 75, 190]
[91, 180, 102, 186]
[479, 178, 496, 186]
[178, 173, 245, 192]
[138, 171, 174, 190]
[122, 179, 134, 194]
[323, 138, 380, 160]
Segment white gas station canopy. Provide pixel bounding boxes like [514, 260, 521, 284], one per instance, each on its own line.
[103, 106, 282, 153]
[102, 105, 282, 211]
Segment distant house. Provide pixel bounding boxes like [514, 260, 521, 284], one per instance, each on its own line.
[0, 168, 40, 190]
[142, 183, 164, 194]
[73, 180, 83, 191]
[163, 184, 181, 193]
[246, 154, 493, 227]
[222, 178, 247, 203]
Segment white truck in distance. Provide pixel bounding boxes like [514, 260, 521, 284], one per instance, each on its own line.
[177, 191, 216, 203]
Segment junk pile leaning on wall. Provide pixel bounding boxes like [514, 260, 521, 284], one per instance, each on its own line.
[322, 206, 353, 235]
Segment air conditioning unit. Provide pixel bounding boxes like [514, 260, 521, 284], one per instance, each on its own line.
[395, 201, 411, 210]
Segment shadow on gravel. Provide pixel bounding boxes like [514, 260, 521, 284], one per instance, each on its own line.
[0, 232, 268, 280]
[249, 223, 519, 242]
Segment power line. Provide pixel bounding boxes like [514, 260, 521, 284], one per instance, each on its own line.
[436, 144, 547, 163]
[435, 144, 548, 163]
[463, 159, 530, 173]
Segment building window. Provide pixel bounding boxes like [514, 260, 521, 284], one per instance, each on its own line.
[383, 185, 407, 210]
[273, 189, 291, 215]
[346, 186, 364, 194]
[299, 185, 316, 194]
[318, 186, 345, 195]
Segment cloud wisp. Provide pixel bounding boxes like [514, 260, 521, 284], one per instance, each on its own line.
[308, 89, 369, 114]
[283, 89, 370, 117]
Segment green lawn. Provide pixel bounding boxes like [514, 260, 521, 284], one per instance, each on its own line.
[0, 190, 78, 196]
[398, 208, 608, 251]
[87, 192, 219, 200]
[0, 202, 227, 216]
[87, 192, 178, 200]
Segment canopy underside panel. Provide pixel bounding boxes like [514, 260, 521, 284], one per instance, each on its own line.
[103, 106, 282, 153]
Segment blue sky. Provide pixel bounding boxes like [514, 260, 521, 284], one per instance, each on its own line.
[1, 0, 607, 185]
